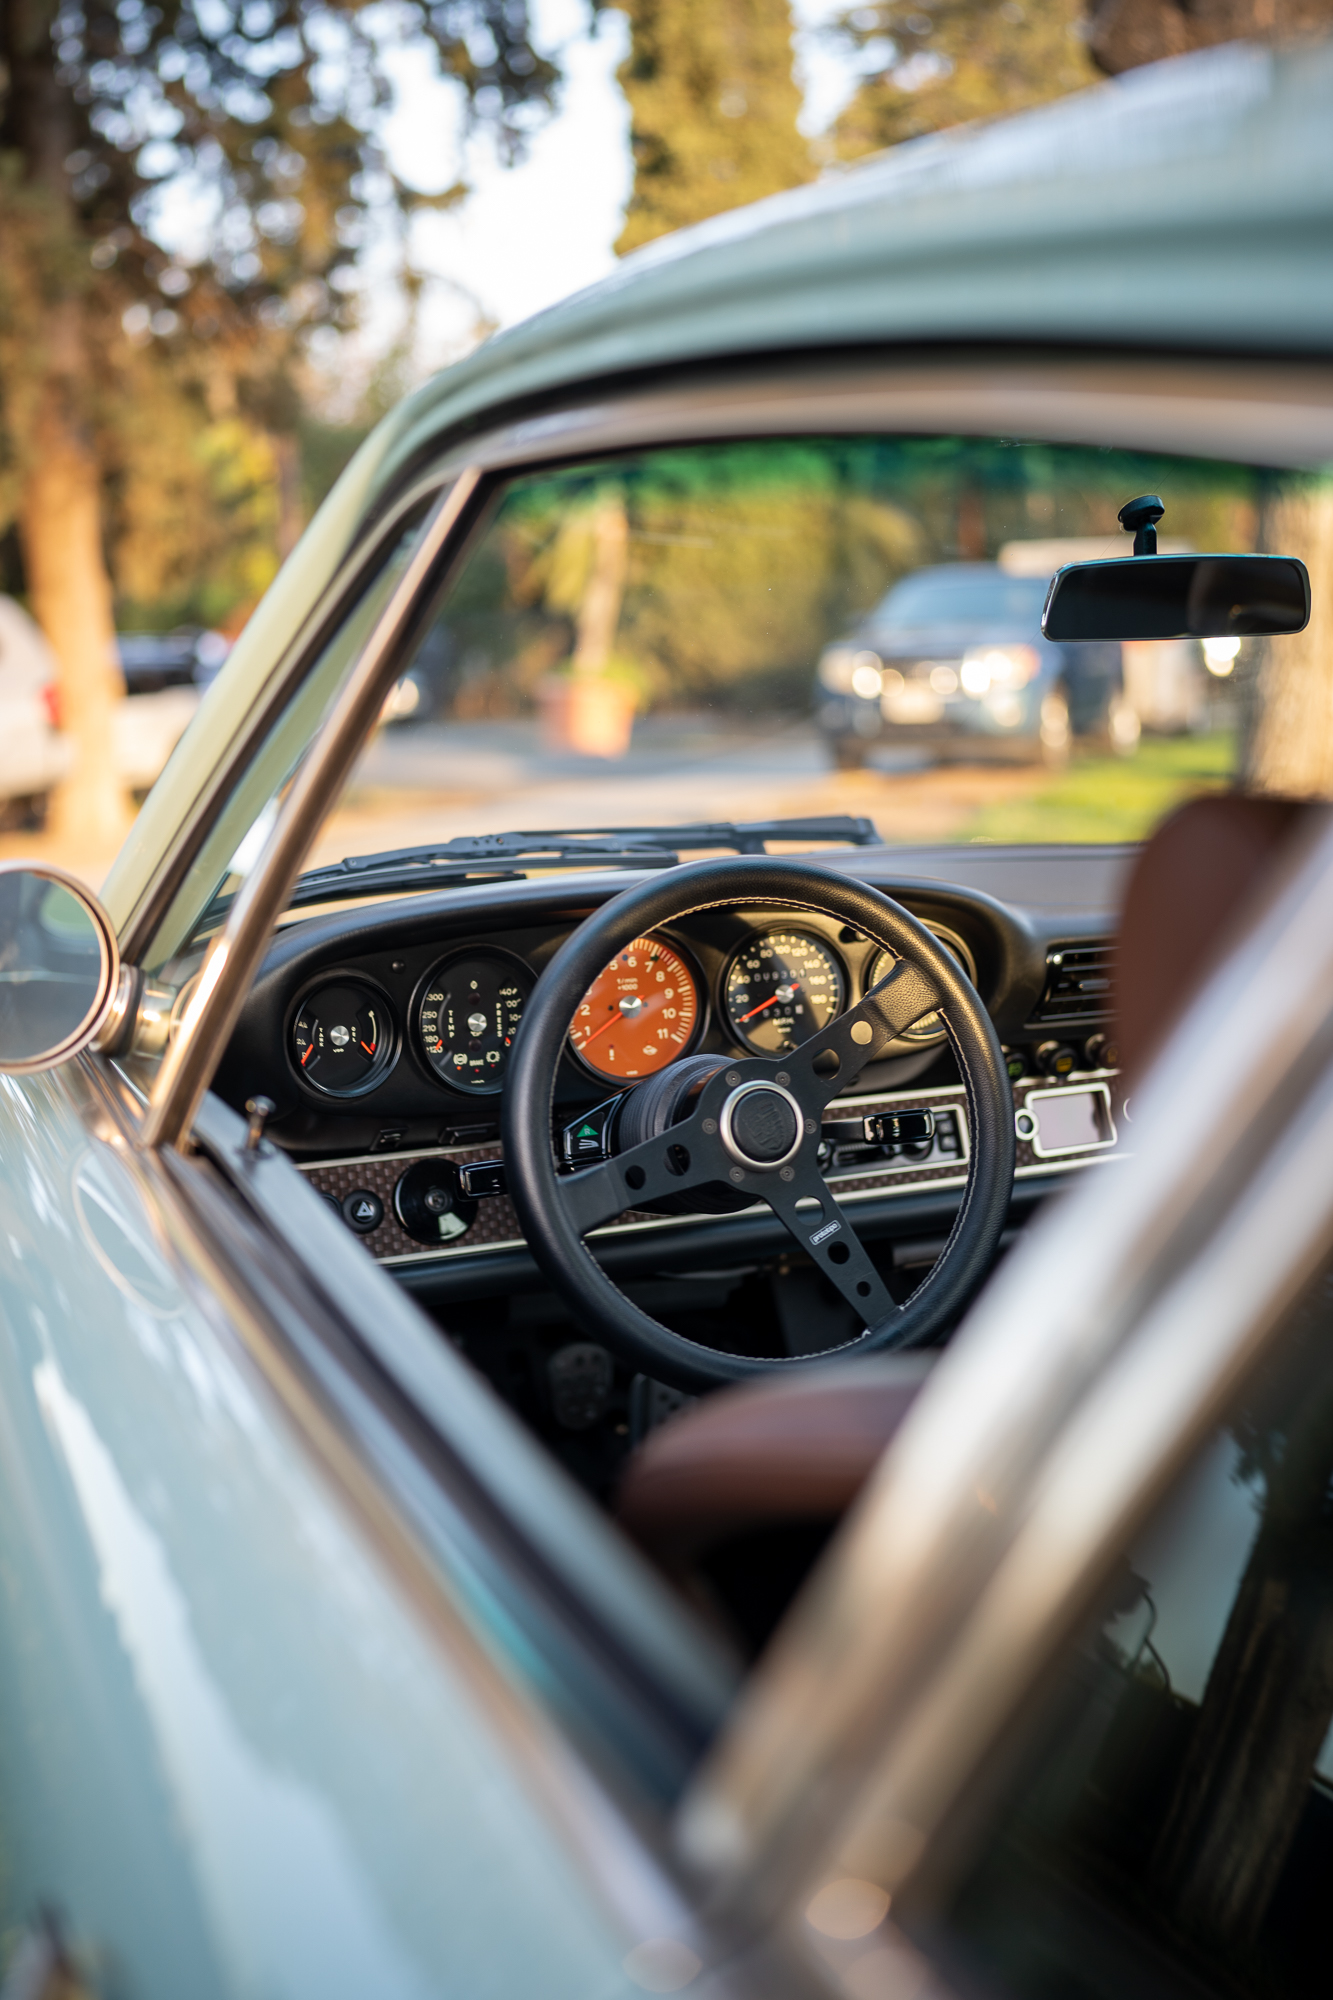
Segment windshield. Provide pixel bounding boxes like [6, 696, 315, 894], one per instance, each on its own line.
[153, 429, 1329, 953]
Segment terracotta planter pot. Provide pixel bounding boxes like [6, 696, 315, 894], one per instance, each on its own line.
[538, 676, 636, 758]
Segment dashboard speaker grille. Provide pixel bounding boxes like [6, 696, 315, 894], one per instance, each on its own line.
[1029, 939, 1116, 1025]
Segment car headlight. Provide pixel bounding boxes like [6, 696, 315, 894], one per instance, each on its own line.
[818, 647, 857, 692]
[1203, 636, 1241, 676]
[850, 652, 883, 700]
[819, 647, 884, 697]
[960, 645, 1040, 695]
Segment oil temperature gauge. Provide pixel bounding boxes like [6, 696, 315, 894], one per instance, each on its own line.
[415, 949, 533, 1093]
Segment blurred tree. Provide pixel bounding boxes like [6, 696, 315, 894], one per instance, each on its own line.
[1241, 480, 1333, 797]
[613, 0, 813, 254]
[1085, 0, 1333, 72]
[1080, 1, 1333, 803]
[0, 0, 557, 848]
[827, 0, 1098, 159]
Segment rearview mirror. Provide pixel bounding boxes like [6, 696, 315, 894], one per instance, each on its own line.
[1042, 554, 1310, 643]
[0, 864, 122, 1073]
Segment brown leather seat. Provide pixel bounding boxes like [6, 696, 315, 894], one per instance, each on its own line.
[617, 1353, 934, 1571]
[1116, 792, 1321, 1079]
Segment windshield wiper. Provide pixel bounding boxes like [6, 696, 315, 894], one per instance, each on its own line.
[288, 816, 885, 907]
[198, 816, 885, 930]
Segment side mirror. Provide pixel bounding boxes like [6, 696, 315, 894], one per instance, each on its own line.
[0, 864, 122, 1073]
[1043, 553, 1311, 644]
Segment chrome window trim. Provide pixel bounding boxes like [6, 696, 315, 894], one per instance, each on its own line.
[143, 471, 485, 1149]
[419, 355, 1333, 483]
[677, 807, 1333, 1927]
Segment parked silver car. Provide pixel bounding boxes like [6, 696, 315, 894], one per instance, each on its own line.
[815, 560, 1132, 767]
[0, 595, 69, 823]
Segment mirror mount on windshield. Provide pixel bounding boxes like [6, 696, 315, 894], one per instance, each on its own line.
[1118, 492, 1165, 556]
[1043, 496, 1311, 644]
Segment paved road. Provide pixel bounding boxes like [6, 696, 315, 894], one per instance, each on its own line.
[309, 716, 1045, 868]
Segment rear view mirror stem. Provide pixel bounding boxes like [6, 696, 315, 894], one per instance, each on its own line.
[1118, 493, 1167, 557]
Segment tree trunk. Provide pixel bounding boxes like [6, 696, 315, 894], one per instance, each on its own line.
[572, 496, 630, 676]
[1086, 0, 1333, 75]
[1242, 484, 1333, 797]
[18, 319, 131, 855]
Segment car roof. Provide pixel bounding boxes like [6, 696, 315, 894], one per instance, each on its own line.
[366, 38, 1333, 499]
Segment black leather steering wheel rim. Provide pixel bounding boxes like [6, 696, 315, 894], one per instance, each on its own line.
[503, 857, 1015, 1391]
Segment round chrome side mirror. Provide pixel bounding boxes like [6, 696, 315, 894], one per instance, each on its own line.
[0, 863, 121, 1073]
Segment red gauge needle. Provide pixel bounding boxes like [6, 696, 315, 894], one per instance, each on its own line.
[361, 1040, 376, 1054]
[300, 1043, 315, 1066]
[578, 1004, 637, 1050]
[736, 985, 799, 1024]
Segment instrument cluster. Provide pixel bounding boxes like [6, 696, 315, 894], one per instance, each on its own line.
[285, 913, 978, 1104]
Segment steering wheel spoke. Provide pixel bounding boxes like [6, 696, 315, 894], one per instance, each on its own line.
[762, 1168, 899, 1330]
[560, 1115, 714, 1236]
[788, 958, 941, 1110]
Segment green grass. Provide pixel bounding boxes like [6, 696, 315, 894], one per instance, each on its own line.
[958, 733, 1237, 846]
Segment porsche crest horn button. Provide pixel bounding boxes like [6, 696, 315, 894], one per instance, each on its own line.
[719, 1080, 804, 1171]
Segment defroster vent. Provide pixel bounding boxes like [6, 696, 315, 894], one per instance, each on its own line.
[1029, 939, 1116, 1026]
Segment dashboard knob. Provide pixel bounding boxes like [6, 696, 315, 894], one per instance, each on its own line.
[1083, 1032, 1120, 1071]
[1036, 1039, 1078, 1079]
[393, 1158, 478, 1245]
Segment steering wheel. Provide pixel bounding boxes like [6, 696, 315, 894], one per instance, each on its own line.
[503, 859, 1014, 1391]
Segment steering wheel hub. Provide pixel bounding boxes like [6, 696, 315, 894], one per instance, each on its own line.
[719, 1080, 804, 1170]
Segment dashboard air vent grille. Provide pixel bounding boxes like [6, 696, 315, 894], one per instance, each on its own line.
[1029, 939, 1116, 1025]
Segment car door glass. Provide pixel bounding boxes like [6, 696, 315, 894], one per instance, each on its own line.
[140, 507, 428, 979]
[913, 1252, 1333, 2000]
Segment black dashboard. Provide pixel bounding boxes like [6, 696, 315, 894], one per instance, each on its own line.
[213, 843, 1132, 1305]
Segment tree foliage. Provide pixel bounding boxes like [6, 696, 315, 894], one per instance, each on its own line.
[0, 0, 558, 590]
[0, 0, 557, 845]
[827, 0, 1098, 159]
[613, 0, 813, 255]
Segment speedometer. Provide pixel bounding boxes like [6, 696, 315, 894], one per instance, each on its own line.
[415, 948, 532, 1093]
[569, 935, 701, 1081]
[722, 931, 846, 1056]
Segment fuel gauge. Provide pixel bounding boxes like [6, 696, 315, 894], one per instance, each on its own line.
[291, 978, 396, 1096]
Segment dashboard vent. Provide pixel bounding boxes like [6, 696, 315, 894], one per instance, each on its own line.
[1029, 939, 1116, 1026]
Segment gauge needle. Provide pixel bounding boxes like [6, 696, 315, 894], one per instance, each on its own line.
[736, 986, 799, 1024]
[579, 1007, 631, 1050]
[361, 1040, 375, 1054]
[301, 1043, 315, 1066]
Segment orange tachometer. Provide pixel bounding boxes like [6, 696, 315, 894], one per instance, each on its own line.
[569, 935, 700, 1081]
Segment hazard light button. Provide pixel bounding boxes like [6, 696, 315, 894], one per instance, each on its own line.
[342, 1188, 385, 1234]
